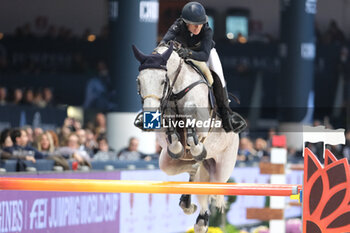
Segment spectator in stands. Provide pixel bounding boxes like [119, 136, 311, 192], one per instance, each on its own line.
[23, 88, 34, 105]
[85, 129, 98, 154]
[3, 128, 45, 160]
[59, 118, 81, 146]
[0, 87, 7, 105]
[118, 137, 146, 161]
[47, 130, 59, 148]
[58, 125, 71, 147]
[11, 88, 23, 105]
[57, 132, 91, 168]
[35, 132, 69, 170]
[254, 138, 270, 162]
[42, 87, 54, 106]
[94, 113, 107, 136]
[33, 127, 44, 141]
[93, 134, 117, 161]
[237, 137, 257, 161]
[33, 89, 46, 107]
[0, 128, 35, 162]
[76, 129, 93, 157]
[22, 126, 34, 147]
[0, 129, 13, 148]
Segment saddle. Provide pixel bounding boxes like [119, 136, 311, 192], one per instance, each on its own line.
[184, 59, 216, 110]
[185, 59, 214, 87]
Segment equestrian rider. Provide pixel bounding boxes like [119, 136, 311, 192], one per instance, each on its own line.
[160, 1, 246, 133]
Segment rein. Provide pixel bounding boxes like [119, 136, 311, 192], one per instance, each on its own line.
[160, 59, 183, 112]
[138, 46, 209, 113]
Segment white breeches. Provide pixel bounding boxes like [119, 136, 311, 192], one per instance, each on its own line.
[207, 48, 226, 87]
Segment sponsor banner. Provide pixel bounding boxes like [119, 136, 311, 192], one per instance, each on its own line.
[119, 170, 196, 233]
[0, 172, 120, 233]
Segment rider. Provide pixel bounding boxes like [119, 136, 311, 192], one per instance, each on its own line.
[159, 1, 246, 133]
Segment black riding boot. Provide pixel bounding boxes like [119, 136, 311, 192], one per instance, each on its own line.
[213, 79, 247, 133]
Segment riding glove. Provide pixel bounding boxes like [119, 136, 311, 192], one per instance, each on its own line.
[177, 48, 192, 59]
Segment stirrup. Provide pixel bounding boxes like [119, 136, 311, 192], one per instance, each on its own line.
[134, 112, 144, 130]
[230, 111, 247, 133]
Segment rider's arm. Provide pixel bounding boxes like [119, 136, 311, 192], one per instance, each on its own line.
[187, 26, 213, 61]
[161, 18, 183, 44]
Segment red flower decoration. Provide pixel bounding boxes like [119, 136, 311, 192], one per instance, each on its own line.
[303, 148, 350, 233]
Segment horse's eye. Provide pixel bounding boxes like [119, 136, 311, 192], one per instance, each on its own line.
[161, 80, 165, 85]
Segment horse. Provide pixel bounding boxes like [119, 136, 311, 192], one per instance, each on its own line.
[132, 42, 239, 233]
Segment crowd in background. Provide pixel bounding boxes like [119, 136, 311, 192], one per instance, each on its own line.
[0, 112, 161, 172]
[0, 86, 55, 107]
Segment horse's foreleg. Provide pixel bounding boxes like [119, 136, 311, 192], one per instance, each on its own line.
[166, 128, 184, 159]
[184, 102, 207, 161]
[187, 128, 207, 161]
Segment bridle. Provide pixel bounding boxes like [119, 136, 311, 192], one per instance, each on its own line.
[137, 58, 183, 113]
[136, 43, 209, 126]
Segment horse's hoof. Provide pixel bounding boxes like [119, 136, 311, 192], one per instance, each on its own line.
[192, 146, 207, 162]
[179, 194, 197, 215]
[194, 223, 208, 233]
[181, 203, 197, 215]
[167, 144, 184, 159]
[194, 212, 209, 233]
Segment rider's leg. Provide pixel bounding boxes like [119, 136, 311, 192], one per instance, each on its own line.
[207, 48, 246, 133]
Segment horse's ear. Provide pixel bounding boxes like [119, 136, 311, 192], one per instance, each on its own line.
[161, 42, 173, 62]
[132, 45, 147, 63]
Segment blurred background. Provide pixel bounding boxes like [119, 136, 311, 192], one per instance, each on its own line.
[0, 1, 349, 232]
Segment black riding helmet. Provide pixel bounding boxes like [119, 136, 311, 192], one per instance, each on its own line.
[181, 2, 208, 25]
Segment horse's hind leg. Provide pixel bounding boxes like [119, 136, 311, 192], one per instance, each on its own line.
[210, 133, 239, 211]
[194, 164, 210, 233]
